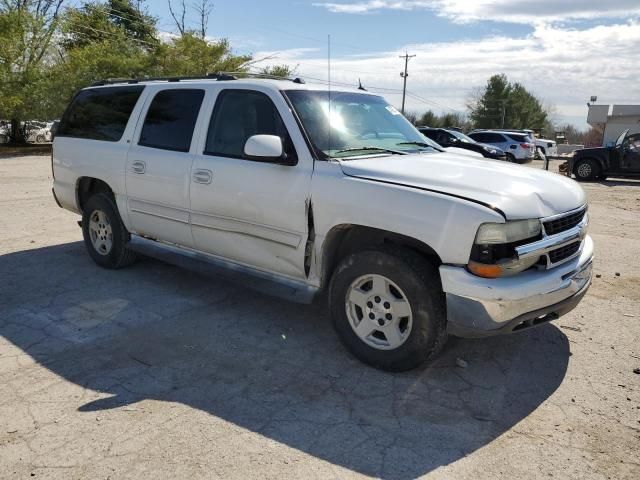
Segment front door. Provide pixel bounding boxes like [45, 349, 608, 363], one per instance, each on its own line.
[620, 133, 640, 173]
[125, 87, 206, 247]
[189, 88, 313, 279]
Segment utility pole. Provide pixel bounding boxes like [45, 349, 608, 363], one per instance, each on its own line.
[399, 52, 415, 114]
[499, 99, 507, 128]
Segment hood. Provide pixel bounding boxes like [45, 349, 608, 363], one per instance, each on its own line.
[477, 142, 504, 154]
[575, 146, 607, 156]
[444, 146, 484, 158]
[339, 152, 586, 219]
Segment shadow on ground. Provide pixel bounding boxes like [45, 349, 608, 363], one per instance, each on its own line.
[0, 242, 570, 479]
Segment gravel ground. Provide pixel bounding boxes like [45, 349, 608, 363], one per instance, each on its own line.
[1, 155, 638, 479]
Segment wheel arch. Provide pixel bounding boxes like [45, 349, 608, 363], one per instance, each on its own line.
[573, 156, 604, 176]
[319, 224, 442, 290]
[76, 177, 114, 213]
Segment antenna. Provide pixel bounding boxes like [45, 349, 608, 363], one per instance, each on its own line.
[328, 34, 331, 158]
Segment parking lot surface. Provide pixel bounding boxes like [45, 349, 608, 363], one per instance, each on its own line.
[1, 155, 639, 479]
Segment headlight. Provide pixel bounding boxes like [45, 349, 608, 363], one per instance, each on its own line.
[475, 219, 541, 244]
[468, 220, 542, 278]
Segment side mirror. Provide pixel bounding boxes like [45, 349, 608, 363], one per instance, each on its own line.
[244, 134, 294, 165]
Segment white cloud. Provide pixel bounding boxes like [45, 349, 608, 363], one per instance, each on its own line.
[314, 0, 640, 24]
[255, 20, 640, 127]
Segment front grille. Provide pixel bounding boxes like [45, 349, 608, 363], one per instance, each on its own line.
[548, 241, 580, 264]
[543, 208, 586, 236]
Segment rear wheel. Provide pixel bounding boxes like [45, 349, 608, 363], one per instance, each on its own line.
[329, 247, 447, 371]
[574, 158, 599, 181]
[82, 193, 137, 269]
[505, 153, 516, 163]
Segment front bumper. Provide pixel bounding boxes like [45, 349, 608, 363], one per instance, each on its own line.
[441, 235, 593, 337]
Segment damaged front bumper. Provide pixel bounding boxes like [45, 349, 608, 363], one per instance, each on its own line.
[440, 235, 594, 337]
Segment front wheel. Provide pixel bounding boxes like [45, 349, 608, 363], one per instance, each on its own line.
[574, 158, 599, 181]
[82, 193, 137, 269]
[329, 248, 447, 371]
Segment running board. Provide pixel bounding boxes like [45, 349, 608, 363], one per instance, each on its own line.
[127, 236, 319, 304]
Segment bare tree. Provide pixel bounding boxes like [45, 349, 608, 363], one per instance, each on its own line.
[167, 0, 186, 36]
[193, 0, 213, 39]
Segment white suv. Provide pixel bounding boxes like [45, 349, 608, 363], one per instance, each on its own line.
[468, 130, 536, 162]
[52, 76, 593, 371]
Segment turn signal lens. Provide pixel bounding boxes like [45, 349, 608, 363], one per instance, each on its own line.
[467, 261, 503, 278]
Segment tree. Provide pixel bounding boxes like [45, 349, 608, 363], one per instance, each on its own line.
[152, 33, 251, 77]
[0, 0, 64, 143]
[259, 64, 296, 78]
[468, 74, 548, 130]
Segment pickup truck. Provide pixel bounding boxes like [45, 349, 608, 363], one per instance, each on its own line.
[52, 76, 593, 371]
[571, 129, 640, 180]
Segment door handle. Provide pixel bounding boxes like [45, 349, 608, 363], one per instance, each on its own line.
[130, 160, 146, 174]
[193, 169, 212, 184]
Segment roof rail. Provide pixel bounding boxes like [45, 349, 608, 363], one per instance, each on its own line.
[89, 71, 307, 87]
[89, 72, 238, 87]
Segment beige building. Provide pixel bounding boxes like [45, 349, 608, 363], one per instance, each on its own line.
[587, 104, 640, 146]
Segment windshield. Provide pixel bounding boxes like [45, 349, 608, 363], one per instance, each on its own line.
[615, 129, 629, 147]
[284, 90, 438, 158]
[447, 130, 475, 143]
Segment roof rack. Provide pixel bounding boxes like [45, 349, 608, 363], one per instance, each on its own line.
[89, 71, 306, 87]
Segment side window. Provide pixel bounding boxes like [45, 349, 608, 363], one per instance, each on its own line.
[625, 133, 640, 151]
[205, 89, 296, 162]
[139, 89, 204, 152]
[487, 133, 505, 143]
[470, 133, 487, 142]
[57, 86, 144, 141]
[421, 130, 438, 141]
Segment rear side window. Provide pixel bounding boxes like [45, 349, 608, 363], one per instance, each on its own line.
[506, 133, 529, 142]
[57, 86, 144, 141]
[139, 89, 205, 152]
[205, 89, 296, 162]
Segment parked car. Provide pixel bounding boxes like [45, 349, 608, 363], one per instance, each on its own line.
[419, 127, 506, 160]
[52, 77, 593, 371]
[570, 129, 640, 180]
[468, 130, 536, 163]
[25, 121, 52, 143]
[0, 121, 11, 143]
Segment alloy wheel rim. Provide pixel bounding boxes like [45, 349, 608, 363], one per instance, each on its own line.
[577, 163, 592, 177]
[89, 209, 113, 256]
[345, 274, 413, 350]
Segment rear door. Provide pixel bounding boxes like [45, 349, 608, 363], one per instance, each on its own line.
[189, 87, 313, 279]
[125, 87, 206, 247]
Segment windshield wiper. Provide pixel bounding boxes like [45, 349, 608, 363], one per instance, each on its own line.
[396, 141, 441, 150]
[334, 146, 407, 156]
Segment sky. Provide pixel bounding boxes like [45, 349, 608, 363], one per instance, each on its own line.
[145, 0, 640, 128]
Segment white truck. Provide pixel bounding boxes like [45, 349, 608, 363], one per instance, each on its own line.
[52, 76, 593, 371]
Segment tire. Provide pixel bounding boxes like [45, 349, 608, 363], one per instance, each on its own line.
[329, 247, 447, 371]
[574, 158, 600, 181]
[35, 134, 45, 144]
[505, 153, 516, 163]
[82, 193, 137, 269]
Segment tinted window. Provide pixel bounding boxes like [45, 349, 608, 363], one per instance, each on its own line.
[57, 86, 144, 141]
[469, 132, 488, 142]
[506, 133, 529, 142]
[139, 89, 204, 152]
[205, 90, 295, 161]
[420, 129, 439, 141]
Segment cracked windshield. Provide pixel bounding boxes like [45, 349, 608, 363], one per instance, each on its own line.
[285, 90, 441, 158]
